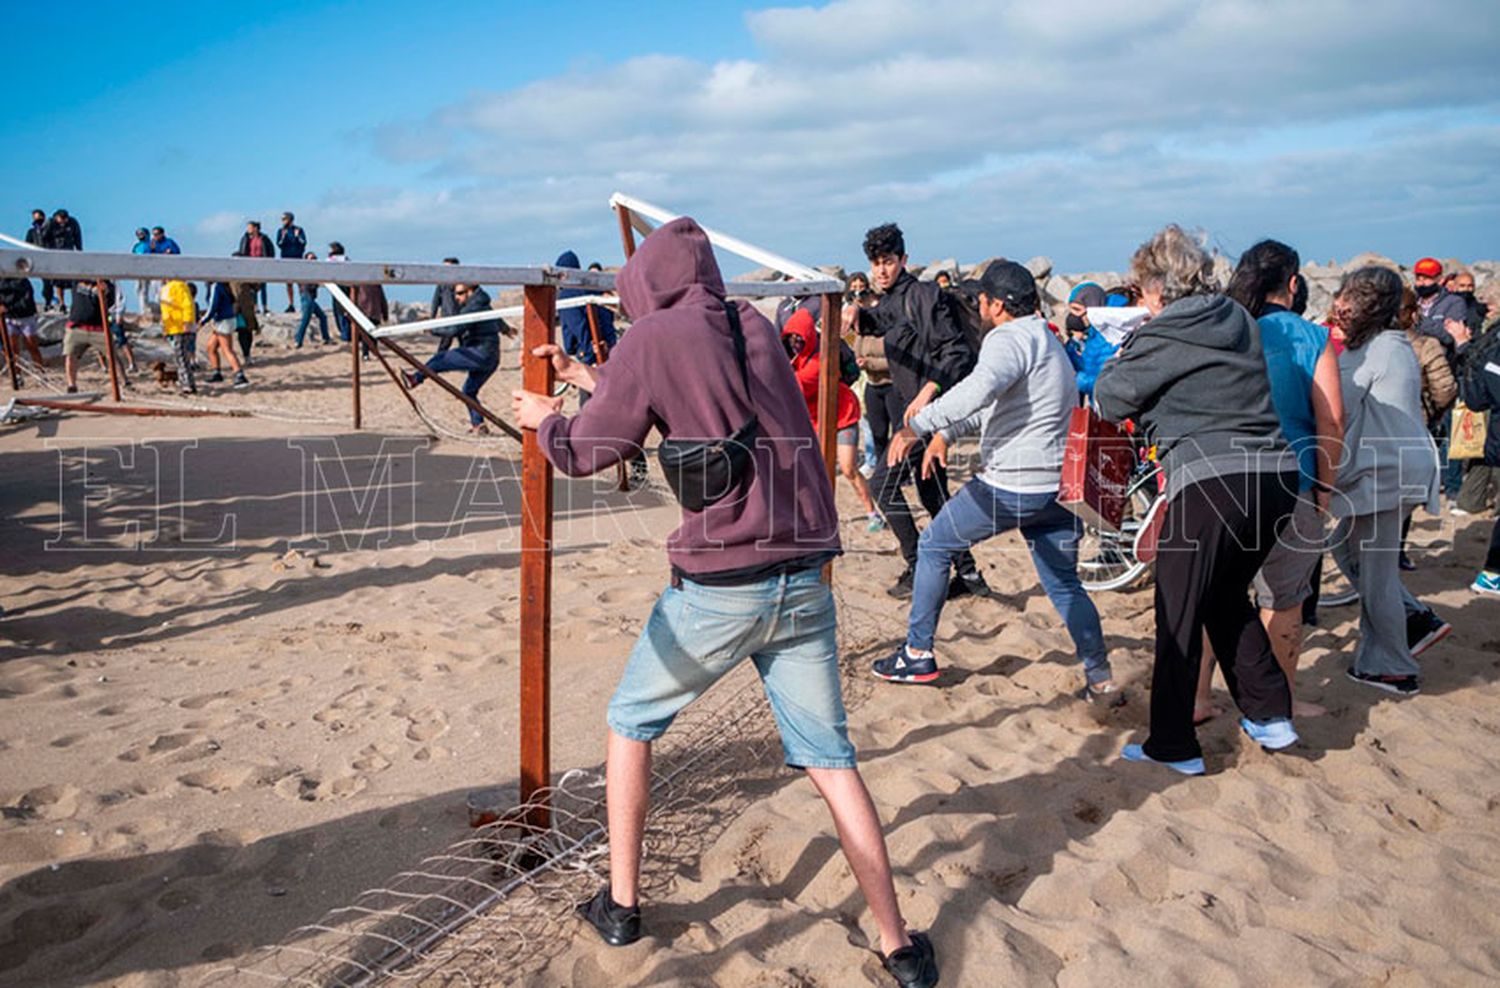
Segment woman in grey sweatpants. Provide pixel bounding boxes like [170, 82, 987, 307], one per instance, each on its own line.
[1328, 266, 1441, 694]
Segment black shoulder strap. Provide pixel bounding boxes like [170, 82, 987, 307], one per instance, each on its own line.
[724, 300, 753, 400]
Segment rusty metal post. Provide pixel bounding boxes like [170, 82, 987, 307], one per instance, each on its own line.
[351, 323, 362, 429]
[817, 293, 842, 483]
[378, 335, 522, 441]
[98, 281, 122, 403]
[358, 328, 432, 435]
[0, 303, 19, 391]
[614, 204, 637, 260]
[584, 303, 630, 492]
[520, 283, 557, 830]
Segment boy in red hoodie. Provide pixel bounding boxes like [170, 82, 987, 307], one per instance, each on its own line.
[782, 308, 881, 527]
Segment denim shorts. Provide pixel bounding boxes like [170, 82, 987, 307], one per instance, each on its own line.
[607, 568, 856, 770]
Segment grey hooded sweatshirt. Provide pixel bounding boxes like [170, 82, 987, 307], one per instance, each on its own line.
[909, 313, 1076, 492]
[1094, 293, 1293, 502]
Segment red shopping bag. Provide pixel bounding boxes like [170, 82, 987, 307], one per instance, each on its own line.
[1057, 406, 1136, 532]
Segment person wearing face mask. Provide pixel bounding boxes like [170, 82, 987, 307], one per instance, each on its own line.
[1446, 270, 1485, 333]
[1412, 257, 1470, 361]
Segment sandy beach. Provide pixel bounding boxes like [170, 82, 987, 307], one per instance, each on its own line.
[3, 324, 1500, 987]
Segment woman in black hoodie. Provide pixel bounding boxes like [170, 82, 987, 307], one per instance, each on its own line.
[1094, 224, 1299, 774]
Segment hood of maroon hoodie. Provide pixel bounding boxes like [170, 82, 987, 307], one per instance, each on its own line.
[539, 216, 840, 575]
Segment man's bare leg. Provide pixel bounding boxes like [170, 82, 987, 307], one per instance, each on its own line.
[64, 353, 78, 389]
[606, 730, 650, 908]
[1261, 606, 1324, 716]
[805, 766, 911, 957]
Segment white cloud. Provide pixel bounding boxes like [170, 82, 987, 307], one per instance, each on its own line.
[334, 0, 1499, 270]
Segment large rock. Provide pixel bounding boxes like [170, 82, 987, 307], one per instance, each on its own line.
[1211, 254, 1234, 289]
[918, 258, 957, 282]
[739, 265, 783, 282]
[815, 264, 847, 284]
[1043, 275, 1073, 304]
[965, 257, 1006, 281]
[1024, 255, 1053, 281]
[1341, 251, 1400, 274]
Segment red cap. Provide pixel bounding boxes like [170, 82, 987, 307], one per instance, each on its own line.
[1413, 257, 1443, 277]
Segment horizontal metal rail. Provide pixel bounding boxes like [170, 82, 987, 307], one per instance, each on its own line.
[0, 249, 835, 299]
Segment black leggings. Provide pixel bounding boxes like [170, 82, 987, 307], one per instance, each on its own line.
[1145, 471, 1297, 762]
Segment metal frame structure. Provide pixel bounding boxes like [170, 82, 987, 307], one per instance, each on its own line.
[0, 192, 845, 832]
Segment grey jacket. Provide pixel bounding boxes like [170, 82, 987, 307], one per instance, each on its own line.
[1094, 293, 1293, 502]
[910, 314, 1076, 493]
[1334, 330, 1439, 517]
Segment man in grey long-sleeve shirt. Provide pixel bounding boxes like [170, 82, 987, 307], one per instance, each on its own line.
[870, 262, 1116, 699]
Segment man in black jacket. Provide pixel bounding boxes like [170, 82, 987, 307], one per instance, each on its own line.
[41, 209, 83, 311]
[276, 212, 308, 313]
[404, 284, 513, 435]
[852, 223, 989, 599]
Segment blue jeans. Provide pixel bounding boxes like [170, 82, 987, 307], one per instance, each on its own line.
[908, 478, 1111, 684]
[295, 293, 329, 345]
[333, 305, 352, 342]
[414, 346, 498, 426]
[607, 568, 855, 769]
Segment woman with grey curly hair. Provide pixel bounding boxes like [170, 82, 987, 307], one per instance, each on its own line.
[1093, 224, 1300, 775]
[1328, 265, 1444, 696]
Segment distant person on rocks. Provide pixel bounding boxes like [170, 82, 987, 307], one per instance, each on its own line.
[199, 280, 249, 389]
[131, 227, 154, 314]
[276, 212, 307, 312]
[1327, 267, 1446, 696]
[42, 209, 83, 311]
[0, 277, 44, 374]
[847, 221, 989, 600]
[294, 252, 331, 347]
[933, 270, 953, 291]
[405, 282, 509, 435]
[430, 257, 461, 318]
[511, 217, 941, 988]
[26, 209, 57, 311]
[150, 225, 180, 256]
[873, 261, 1117, 698]
[61, 279, 114, 393]
[239, 220, 274, 314]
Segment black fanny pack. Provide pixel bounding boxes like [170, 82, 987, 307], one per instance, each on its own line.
[656, 302, 760, 513]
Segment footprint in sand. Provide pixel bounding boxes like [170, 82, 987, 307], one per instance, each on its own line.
[118, 731, 219, 765]
[403, 706, 449, 742]
[272, 771, 368, 802]
[351, 742, 396, 774]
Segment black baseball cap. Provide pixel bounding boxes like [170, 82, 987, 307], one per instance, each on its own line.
[977, 260, 1038, 314]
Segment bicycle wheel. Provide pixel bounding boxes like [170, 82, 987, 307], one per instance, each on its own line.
[1077, 477, 1158, 593]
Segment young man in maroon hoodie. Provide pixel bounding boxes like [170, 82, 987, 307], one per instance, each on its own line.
[512, 218, 938, 987]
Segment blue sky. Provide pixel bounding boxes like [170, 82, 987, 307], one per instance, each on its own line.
[7, 0, 1499, 282]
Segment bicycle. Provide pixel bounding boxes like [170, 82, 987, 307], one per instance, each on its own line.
[1076, 452, 1165, 594]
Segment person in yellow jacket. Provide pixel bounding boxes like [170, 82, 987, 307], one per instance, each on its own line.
[160, 279, 198, 394]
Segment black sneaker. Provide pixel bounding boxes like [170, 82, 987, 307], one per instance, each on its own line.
[1346, 667, 1420, 696]
[284, 305, 296, 314]
[576, 886, 641, 946]
[1399, 552, 1416, 572]
[871, 647, 940, 684]
[955, 568, 994, 599]
[887, 565, 915, 599]
[882, 931, 939, 988]
[207, 371, 224, 383]
[232, 372, 250, 390]
[1406, 609, 1451, 657]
